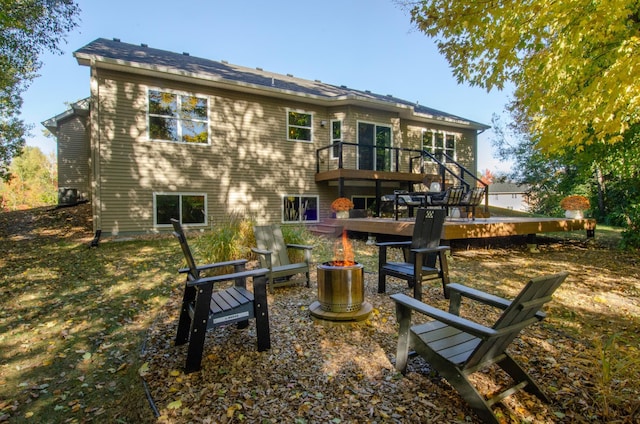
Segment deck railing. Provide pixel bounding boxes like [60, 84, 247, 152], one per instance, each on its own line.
[316, 142, 489, 212]
[316, 142, 424, 174]
[317, 143, 484, 186]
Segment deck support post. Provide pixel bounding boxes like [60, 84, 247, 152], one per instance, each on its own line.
[526, 233, 540, 253]
[375, 181, 382, 217]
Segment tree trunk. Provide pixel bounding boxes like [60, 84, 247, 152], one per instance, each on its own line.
[594, 164, 605, 216]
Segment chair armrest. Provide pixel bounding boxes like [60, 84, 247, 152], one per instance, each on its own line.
[251, 247, 272, 256]
[178, 259, 248, 274]
[286, 244, 313, 250]
[411, 246, 450, 255]
[187, 268, 269, 287]
[447, 283, 511, 309]
[376, 240, 411, 248]
[391, 293, 497, 339]
[447, 283, 546, 320]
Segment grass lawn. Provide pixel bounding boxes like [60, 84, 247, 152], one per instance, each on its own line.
[1, 204, 638, 423]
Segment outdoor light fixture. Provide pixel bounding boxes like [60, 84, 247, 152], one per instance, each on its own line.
[320, 120, 327, 127]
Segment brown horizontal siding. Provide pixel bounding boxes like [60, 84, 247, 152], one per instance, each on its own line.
[95, 69, 326, 234]
[91, 69, 481, 235]
[58, 115, 90, 200]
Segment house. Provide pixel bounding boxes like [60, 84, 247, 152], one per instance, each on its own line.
[43, 98, 91, 204]
[488, 182, 531, 212]
[43, 38, 489, 236]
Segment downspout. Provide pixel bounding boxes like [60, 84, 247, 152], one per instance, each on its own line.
[90, 61, 102, 236]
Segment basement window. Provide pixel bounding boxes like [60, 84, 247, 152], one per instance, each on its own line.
[283, 195, 318, 223]
[154, 193, 207, 226]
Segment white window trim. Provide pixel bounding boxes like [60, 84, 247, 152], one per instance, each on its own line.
[282, 194, 319, 223]
[147, 88, 210, 145]
[356, 120, 393, 171]
[422, 129, 457, 162]
[421, 129, 435, 153]
[286, 108, 314, 143]
[330, 119, 342, 159]
[153, 192, 208, 227]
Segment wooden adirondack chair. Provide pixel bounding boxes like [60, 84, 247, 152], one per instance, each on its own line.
[171, 219, 271, 373]
[377, 208, 450, 300]
[252, 224, 313, 293]
[392, 271, 569, 424]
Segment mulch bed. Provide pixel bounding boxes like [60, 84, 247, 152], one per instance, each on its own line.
[141, 238, 640, 423]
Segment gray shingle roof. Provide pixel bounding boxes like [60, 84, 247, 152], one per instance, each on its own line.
[74, 38, 489, 130]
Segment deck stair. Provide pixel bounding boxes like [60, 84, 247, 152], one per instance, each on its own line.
[307, 223, 343, 238]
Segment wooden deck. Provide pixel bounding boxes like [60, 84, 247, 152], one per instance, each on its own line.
[319, 216, 596, 240]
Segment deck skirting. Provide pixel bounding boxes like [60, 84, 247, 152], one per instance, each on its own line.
[321, 217, 596, 240]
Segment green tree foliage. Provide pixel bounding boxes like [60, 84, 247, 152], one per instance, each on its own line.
[407, 0, 640, 153]
[0, 146, 57, 209]
[493, 115, 640, 248]
[0, 0, 79, 181]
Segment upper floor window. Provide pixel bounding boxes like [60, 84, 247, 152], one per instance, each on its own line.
[331, 120, 342, 158]
[444, 134, 456, 160]
[422, 130, 435, 154]
[148, 90, 209, 144]
[154, 193, 207, 227]
[422, 130, 456, 162]
[287, 110, 313, 142]
[283, 195, 318, 223]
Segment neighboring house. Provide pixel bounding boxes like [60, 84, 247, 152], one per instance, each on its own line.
[43, 38, 489, 236]
[488, 182, 531, 212]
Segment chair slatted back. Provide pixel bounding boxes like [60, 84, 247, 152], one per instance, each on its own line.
[465, 271, 569, 369]
[463, 187, 486, 206]
[254, 224, 290, 268]
[171, 219, 200, 280]
[404, 208, 446, 268]
[444, 186, 465, 205]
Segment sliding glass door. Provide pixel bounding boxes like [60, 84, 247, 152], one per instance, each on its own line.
[357, 122, 391, 171]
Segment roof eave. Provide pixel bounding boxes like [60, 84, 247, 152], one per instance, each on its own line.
[41, 97, 90, 135]
[75, 52, 490, 131]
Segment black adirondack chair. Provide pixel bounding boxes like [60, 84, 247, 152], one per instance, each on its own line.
[171, 219, 271, 373]
[377, 208, 450, 301]
[392, 271, 569, 424]
[252, 224, 312, 294]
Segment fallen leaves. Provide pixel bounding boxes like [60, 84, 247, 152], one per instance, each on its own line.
[140, 236, 640, 423]
[2, 205, 640, 423]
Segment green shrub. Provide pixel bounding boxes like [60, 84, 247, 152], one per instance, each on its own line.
[620, 205, 640, 250]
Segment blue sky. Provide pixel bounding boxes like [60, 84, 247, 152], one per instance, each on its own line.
[23, 0, 512, 173]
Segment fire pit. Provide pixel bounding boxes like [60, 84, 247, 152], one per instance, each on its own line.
[309, 232, 372, 322]
[317, 261, 364, 312]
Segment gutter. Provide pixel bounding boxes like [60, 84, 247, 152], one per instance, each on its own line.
[74, 52, 490, 131]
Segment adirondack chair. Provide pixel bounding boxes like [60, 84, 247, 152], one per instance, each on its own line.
[252, 224, 313, 293]
[459, 186, 486, 220]
[171, 219, 271, 373]
[377, 208, 450, 300]
[428, 186, 465, 216]
[392, 271, 569, 424]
